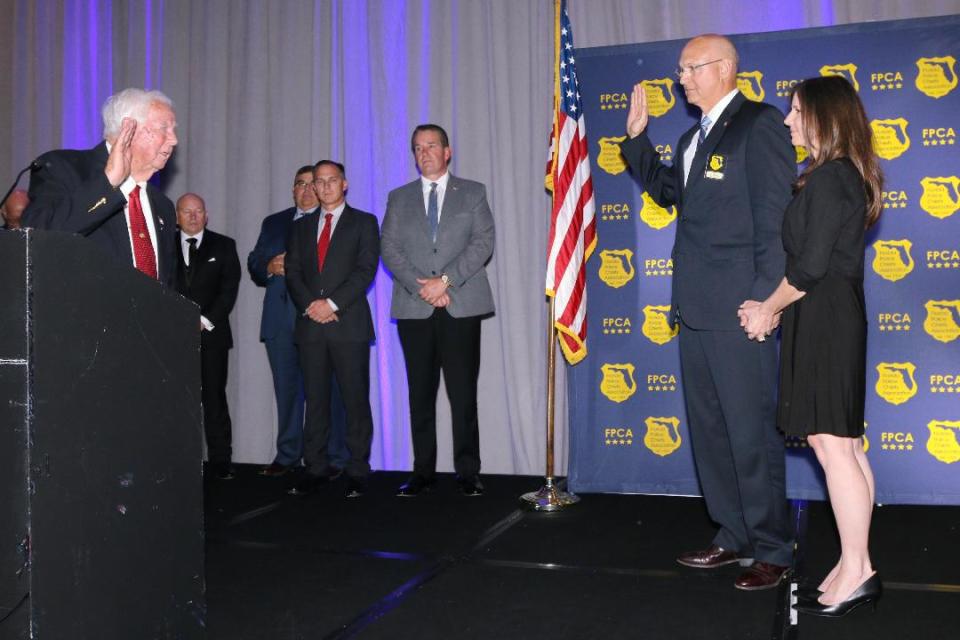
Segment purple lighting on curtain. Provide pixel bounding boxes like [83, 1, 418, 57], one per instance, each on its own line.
[373, 0, 411, 470]
[62, 0, 112, 148]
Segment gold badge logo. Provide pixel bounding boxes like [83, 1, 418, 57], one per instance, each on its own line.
[708, 154, 724, 171]
[795, 145, 809, 164]
[639, 192, 677, 230]
[870, 118, 911, 160]
[863, 422, 870, 453]
[820, 63, 860, 91]
[926, 420, 960, 464]
[641, 79, 676, 117]
[600, 363, 637, 403]
[923, 300, 960, 343]
[641, 305, 679, 345]
[875, 362, 918, 405]
[597, 136, 628, 175]
[598, 249, 635, 288]
[643, 416, 682, 457]
[915, 56, 958, 99]
[871, 239, 914, 282]
[737, 71, 765, 102]
[919, 176, 960, 219]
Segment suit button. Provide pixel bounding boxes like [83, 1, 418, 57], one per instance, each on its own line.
[433, 249, 437, 253]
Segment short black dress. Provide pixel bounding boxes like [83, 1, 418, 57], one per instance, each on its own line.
[777, 159, 867, 438]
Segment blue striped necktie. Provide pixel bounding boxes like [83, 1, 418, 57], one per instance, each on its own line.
[698, 115, 711, 145]
[427, 182, 439, 242]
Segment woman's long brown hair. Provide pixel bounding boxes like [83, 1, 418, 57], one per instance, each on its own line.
[791, 76, 884, 228]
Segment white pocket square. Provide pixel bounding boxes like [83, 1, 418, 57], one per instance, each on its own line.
[207, 257, 217, 262]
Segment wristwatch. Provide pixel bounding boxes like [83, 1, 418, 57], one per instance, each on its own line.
[440, 273, 452, 287]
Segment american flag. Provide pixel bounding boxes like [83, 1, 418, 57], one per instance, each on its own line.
[545, 0, 596, 365]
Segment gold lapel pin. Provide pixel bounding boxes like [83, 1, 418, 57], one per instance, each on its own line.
[88, 197, 107, 213]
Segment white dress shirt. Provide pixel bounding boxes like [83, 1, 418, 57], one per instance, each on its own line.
[105, 142, 161, 273]
[315, 201, 347, 311]
[682, 88, 740, 186]
[420, 171, 450, 222]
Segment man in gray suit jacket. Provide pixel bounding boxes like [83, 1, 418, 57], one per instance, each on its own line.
[381, 124, 495, 497]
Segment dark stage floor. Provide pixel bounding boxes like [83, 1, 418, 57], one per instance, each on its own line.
[205, 467, 959, 640]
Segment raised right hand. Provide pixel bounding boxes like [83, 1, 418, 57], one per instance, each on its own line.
[626, 83, 649, 138]
[105, 118, 137, 187]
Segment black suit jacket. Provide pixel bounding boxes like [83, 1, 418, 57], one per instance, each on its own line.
[174, 229, 242, 350]
[620, 92, 794, 330]
[22, 142, 178, 286]
[285, 205, 380, 344]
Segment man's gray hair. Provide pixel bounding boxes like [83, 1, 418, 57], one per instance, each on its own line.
[101, 88, 174, 140]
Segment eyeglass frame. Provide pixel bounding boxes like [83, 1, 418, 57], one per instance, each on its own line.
[674, 58, 724, 79]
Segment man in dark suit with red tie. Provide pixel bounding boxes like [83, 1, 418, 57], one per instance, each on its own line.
[619, 34, 795, 590]
[284, 160, 379, 498]
[174, 193, 242, 480]
[22, 88, 179, 286]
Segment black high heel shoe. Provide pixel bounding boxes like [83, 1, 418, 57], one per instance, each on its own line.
[793, 573, 882, 617]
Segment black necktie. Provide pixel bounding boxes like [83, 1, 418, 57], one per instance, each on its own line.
[186, 237, 198, 285]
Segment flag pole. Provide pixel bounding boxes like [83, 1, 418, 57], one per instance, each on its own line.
[521, 298, 580, 510]
[520, 0, 580, 512]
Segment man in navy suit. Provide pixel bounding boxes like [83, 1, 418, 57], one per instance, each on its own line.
[620, 34, 795, 590]
[174, 193, 242, 480]
[284, 160, 379, 499]
[23, 88, 178, 286]
[248, 166, 350, 476]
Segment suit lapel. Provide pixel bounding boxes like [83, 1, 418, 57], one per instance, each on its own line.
[407, 181, 432, 240]
[686, 92, 746, 192]
[438, 175, 462, 240]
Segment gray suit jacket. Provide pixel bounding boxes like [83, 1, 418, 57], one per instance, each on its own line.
[381, 175, 495, 319]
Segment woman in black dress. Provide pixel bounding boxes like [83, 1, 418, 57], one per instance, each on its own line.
[738, 76, 883, 617]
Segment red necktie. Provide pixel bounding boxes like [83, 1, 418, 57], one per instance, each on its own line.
[316, 212, 333, 272]
[128, 185, 158, 279]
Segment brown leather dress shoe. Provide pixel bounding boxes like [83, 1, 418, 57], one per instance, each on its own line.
[677, 544, 750, 569]
[735, 562, 791, 591]
[259, 462, 291, 477]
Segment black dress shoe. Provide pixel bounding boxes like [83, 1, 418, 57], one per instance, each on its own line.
[677, 544, 750, 569]
[396, 475, 435, 497]
[793, 573, 882, 617]
[213, 463, 235, 480]
[259, 462, 291, 477]
[287, 473, 333, 496]
[346, 477, 367, 499]
[735, 562, 792, 591]
[457, 475, 485, 497]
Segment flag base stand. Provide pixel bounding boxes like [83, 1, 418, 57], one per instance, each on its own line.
[520, 476, 579, 512]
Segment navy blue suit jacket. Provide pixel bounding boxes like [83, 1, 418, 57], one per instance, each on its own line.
[620, 92, 794, 330]
[248, 207, 308, 342]
[22, 142, 178, 286]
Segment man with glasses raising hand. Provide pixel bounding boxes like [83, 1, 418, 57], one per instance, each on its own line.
[619, 34, 796, 591]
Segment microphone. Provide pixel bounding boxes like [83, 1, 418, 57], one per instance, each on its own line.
[1, 160, 43, 210]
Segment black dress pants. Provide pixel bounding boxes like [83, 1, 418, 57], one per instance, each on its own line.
[201, 345, 232, 464]
[299, 338, 373, 480]
[398, 308, 482, 478]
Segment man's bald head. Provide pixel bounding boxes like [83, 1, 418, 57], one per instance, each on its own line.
[176, 192, 208, 236]
[1, 189, 29, 229]
[678, 34, 740, 112]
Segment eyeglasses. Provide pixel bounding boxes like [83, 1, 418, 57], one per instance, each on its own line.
[674, 59, 723, 79]
[294, 180, 314, 189]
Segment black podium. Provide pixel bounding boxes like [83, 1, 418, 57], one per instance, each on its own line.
[0, 230, 205, 639]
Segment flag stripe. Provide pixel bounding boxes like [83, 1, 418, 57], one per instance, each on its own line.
[545, 1, 595, 365]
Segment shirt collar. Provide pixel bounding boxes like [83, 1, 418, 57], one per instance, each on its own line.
[295, 205, 318, 219]
[183, 229, 205, 244]
[421, 171, 450, 192]
[703, 89, 740, 131]
[320, 202, 347, 218]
